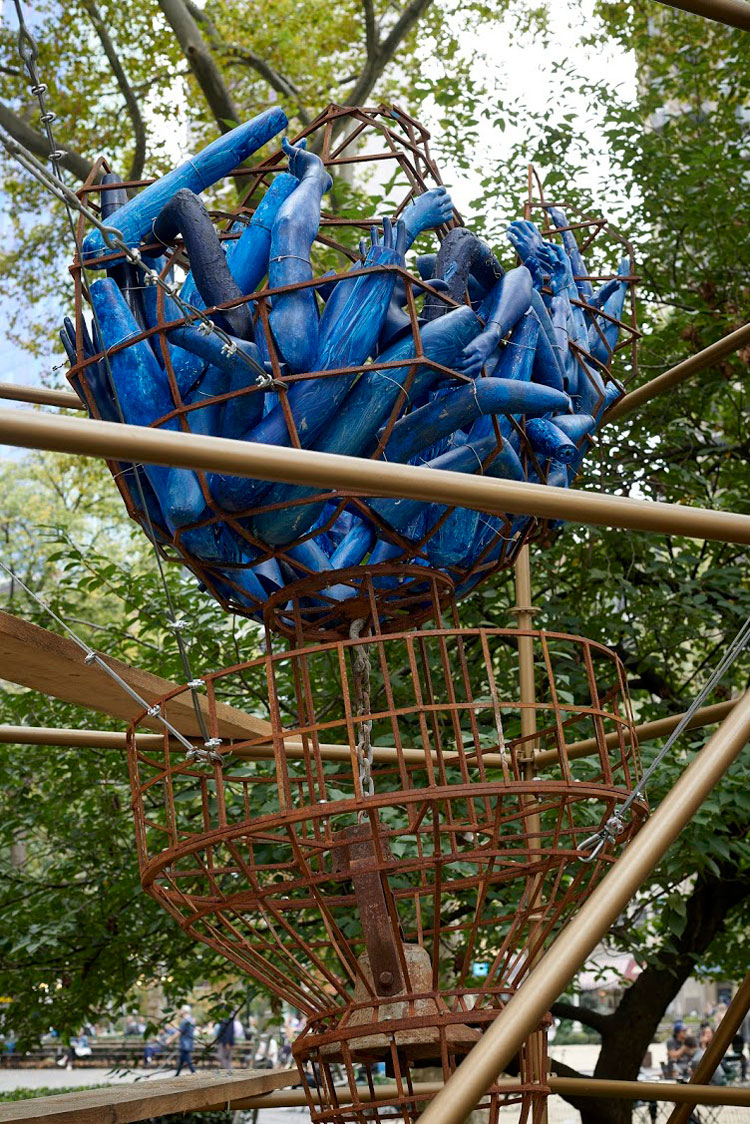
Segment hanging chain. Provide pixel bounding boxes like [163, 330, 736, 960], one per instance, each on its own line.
[5, 1, 234, 758]
[350, 617, 374, 819]
[580, 610, 750, 862]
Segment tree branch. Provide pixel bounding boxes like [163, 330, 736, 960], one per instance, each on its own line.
[345, 0, 434, 108]
[183, 0, 310, 126]
[0, 101, 92, 181]
[551, 1000, 610, 1035]
[363, 0, 378, 59]
[222, 46, 311, 125]
[81, 0, 146, 181]
[156, 0, 239, 133]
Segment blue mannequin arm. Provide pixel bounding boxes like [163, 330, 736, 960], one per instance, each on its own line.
[82, 109, 287, 261]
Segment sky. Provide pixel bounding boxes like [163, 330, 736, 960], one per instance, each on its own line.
[0, 0, 637, 460]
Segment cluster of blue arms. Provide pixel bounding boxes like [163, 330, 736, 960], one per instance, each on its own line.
[65, 107, 630, 613]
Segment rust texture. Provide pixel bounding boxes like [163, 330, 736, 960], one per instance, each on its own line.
[127, 588, 645, 1122]
[67, 105, 639, 637]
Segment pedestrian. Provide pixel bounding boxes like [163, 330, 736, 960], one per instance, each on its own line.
[215, 1015, 235, 1072]
[173, 1005, 197, 1075]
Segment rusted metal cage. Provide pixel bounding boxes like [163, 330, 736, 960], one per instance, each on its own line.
[66, 104, 640, 635]
[127, 579, 646, 1121]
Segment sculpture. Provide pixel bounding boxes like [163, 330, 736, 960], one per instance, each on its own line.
[65, 104, 637, 631]
[64, 106, 645, 1123]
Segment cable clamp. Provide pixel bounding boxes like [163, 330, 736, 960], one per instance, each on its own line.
[168, 618, 189, 632]
[187, 678, 205, 690]
[146, 704, 161, 718]
[221, 340, 237, 357]
[84, 651, 98, 665]
[196, 321, 214, 336]
[579, 812, 626, 864]
[186, 739, 223, 765]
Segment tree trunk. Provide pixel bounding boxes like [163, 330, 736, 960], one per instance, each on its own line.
[555, 864, 750, 1124]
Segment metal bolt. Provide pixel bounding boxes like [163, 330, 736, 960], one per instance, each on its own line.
[379, 971, 394, 988]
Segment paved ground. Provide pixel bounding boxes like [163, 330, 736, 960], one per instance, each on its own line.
[3, 1041, 745, 1124]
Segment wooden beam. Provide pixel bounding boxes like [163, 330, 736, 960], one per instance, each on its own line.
[0, 611, 273, 742]
[0, 1069, 296, 1123]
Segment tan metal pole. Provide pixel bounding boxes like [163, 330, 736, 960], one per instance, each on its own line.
[549, 1076, 750, 1107]
[653, 0, 750, 30]
[0, 382, 82, 409]
[3, 408, 750, 544]
[607, 322, 750, 422]
[233, 1077, 750, 1111]
[667, 972, 750, 1124]
[536, 698, 738, 767]
[0, 697, 738, 764]
[417, 689, 750, 1124]
[513, 545, 548, 1122]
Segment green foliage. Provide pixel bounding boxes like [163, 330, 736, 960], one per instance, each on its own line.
[0, 0, 749, 1085]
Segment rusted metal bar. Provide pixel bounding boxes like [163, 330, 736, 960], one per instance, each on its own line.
[606, 322, 750, 421]
[3, 408, 750, 544]
[0, 382, 82, 409]
[416, 689, 750, 1124]
[653, 0, 750, 30]
[667, 973, 750, 1124]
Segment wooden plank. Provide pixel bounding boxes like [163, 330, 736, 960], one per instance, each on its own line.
[0, 1068, 296, 1123]
[0, 611, 273, 741]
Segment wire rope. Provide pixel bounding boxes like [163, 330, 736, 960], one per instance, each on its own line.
[580, 610, 750, 861]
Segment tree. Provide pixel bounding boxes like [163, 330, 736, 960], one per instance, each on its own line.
[462, 3, 750, 1120]
[0, 0, 502, 354]
[0, 3, 749, 1121]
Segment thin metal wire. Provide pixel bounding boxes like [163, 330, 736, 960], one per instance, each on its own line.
[0, 558, 197, 754]
[580, 610, 750, 861]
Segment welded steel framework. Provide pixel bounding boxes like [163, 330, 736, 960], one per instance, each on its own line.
[128, 589, 645, 1122]
[63, 103, 639, 632]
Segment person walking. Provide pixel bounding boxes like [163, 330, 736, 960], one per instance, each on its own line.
[174, 1005, 197, 1075]
[215, 1015, 235, 1072]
